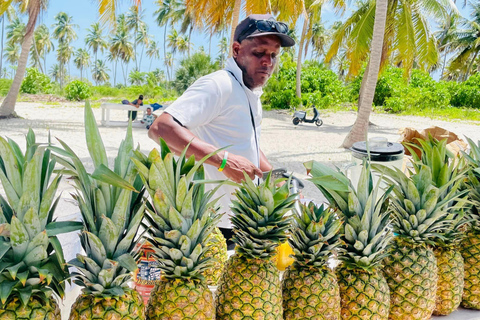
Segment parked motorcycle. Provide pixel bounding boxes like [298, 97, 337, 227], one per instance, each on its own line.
[292, 105, 323, 127]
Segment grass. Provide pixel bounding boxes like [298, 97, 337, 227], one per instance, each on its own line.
[372, 105, 480, 123]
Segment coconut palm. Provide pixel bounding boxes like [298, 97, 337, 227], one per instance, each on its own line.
[167, 28, 180, 65]
[0, 7, 16, 78]
[56, 42, 73, 87]
[128, 69, 144, 85]
[74, 48, 90, 81]
[125, 5, 146, 70]
[6, 17, 25, 47]
[341, 0, 388, 148]
[49, 63, 62, 83]
[52, 12, 78, 46]
[107, 51, 119, 86]
[164, 51, 173, 81]
[146, 40, 160, 71]
[0, 0, 45, 117]
[154, 0, 183, 67]
[435, 13, 461, 79]
[92, 59, 110, 84]
[85, 22, 107, 85]
[448, 2, 480, 81]
[32, 24, 53, 74]
[135, 24, 150, 70]
[176, 35, 191, 57]
[3, 41, 19, 65]
[110, 27, 134, 85]
[326, 0, 458, 78]
[217, 37, 228, 68]
[310, 22, 329, 60]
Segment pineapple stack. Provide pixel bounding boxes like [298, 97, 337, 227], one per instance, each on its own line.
[54, 102, 146, 320]
[461, 137, 480, 309]
[282, 201, 342, 320]
[406, 137, 468, 315]
[306, 160, 392, 320]
[373, 163, 463, 320]
[0, 130, 82, 319]
[216, 172, 296, 319]
[132, 139, 223, 319]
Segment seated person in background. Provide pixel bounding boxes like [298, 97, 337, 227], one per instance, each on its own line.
[140, 107, 157, 129]
[122, 94, 144, 121]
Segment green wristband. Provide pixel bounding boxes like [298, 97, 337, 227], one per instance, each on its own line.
[218, 151, 229, 172]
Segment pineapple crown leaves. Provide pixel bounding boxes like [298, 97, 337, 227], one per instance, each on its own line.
[230, 171, 296, 259]
[461, 137, 480, 233]
[289, 202, 342, 268]
[0, 130, 81, 307]
[305, 160, 393, 271]
[372, 164, 465, 246]
[132, 139, 225, 281]
[50, 102, 145, 297]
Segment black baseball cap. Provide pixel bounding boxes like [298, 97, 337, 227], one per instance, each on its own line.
[234, 14, 295, 47]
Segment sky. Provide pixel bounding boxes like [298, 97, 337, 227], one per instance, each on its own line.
[1, 1, 474, 84]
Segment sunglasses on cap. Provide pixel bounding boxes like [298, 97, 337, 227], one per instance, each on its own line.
[237, 19, 289, 42]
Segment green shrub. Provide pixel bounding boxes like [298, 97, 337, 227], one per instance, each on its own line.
[384, 85, 450, 113]
[20, 68, 53, 94]
[450, 73, 480, 109]
[65, 80, 92, 101]
[173, 52, 218, 93]
[91, 85, 122, 98]
[0, 79, 12, 96]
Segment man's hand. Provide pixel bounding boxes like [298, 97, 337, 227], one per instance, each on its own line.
[222, 153, 262, 183]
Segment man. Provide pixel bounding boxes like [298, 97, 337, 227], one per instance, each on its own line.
[148, 14, 295, 246]
[124, 94, 143, 121]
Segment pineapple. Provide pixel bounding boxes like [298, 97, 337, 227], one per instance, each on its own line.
[132, 139, 223, 319]
[53, 102, 146, 320]
[0, 130, 82, 319]
[215, 172, 296, 320]
[373, 163, 464, 320]
[282, 201, 342, 320]
[203, 227, 228, 286]
[306, 160, 392, 320]
[406, 137, 468, 315]
[461, 137, 480, 309]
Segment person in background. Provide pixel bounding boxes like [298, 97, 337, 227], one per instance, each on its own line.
[147, 14, 295, 249]
[140, 107, 157, 129]
[122, 94, 143, 121]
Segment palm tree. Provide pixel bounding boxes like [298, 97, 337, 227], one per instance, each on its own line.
[32, 24, 53, 74]
[128, 69, 145, 85]
[154, 0, 182, 66]
[146, 40, 160, 71]
[325, 0, 458, 78]
[448, 2, 480, 81]
[167, 28, 180, 65]
[6, 17, 25, 47]
[107, 51, 119, 86]
[342, 0, 388, 148]
[176, 35, 191, 57]
[52, 12, 77, 88]
[309, 22, 329, 60]
[74, 48, 90, 81]
[56, 42, 73, 87]
[0, 7, 17, 78]
[135, 24, 150, 70]
[217, 37, 228, 68]
[85, 22, 107, 85]
[110, 27, 134, 85]
[0, 0, 44, 117]
[92, 59, 110, 84]
[49, 63, 62, 83]
[3, 42, 19, 65]
[164, 51, 173, 81]
[434, 13, 460, 79]
[125, 5, 146, 70]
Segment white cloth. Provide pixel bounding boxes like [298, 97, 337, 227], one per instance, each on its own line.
[165, 57, 263, 228]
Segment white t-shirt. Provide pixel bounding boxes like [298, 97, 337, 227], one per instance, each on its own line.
[165, 57, 263, 228]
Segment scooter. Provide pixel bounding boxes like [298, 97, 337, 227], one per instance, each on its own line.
[292, 105, 323, 127]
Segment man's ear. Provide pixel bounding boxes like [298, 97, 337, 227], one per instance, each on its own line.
[232, 42, 241, 58]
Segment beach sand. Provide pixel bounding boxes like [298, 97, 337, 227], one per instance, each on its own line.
[1, 102, 480, 319]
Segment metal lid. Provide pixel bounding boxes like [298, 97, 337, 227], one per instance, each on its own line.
[350, 140, 404, 162]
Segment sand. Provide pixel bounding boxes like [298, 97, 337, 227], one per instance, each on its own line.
[1, 102, 480, 319]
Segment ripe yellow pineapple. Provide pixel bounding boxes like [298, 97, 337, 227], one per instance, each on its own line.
[54, 102, 145, 320]
[215, 172, 296, 319]
[132, 139, 223, 319]
[203, 227, 228, 286]
[282, 202, 342, 320]
[373, 164, 464, 320]
[0, 130, 82, 320]
[306, 160, 392, 320]
[461, 137, 480, 309]
[405, 137, 468, 316]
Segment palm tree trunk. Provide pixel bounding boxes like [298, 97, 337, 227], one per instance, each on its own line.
[440, 49, 448, 80]
[113, 59, 117, 86]
[0, 15, 4, 78]
[296, 11, 309, 100]
[149, 57, 152, 72]
[209, 33, 212, 57]
[163, 26, 167, 66]
[341, 0, 388, 148]
[80, 66, 83, 81]
[464, 50, 479, 82]
[139, 44, 145, 70]
[134, 25, 138, 70]
[95, 51, 98, 86]
[228, 0, 242, 58]
[32, 35, 44, 73]
[188, 27, 193, 57]
[0, 1, 41, 117]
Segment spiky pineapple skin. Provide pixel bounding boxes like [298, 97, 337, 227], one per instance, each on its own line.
[146, 279, 214, 320]
[216, 254, 282, 320]
[282, 266, 340, 320]
[461, 232, 480, 309]
[383, 242, 437, 320]
[336, 266, 389, 320]
[433, 248, 464, 315]
[69, 289, 145, 320]
[0, 296, 60, 320]
[203, 228, 228, 286]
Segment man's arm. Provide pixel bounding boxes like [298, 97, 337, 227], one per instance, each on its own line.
[148, 113, 262, 183]
[259, 149, 273, 172]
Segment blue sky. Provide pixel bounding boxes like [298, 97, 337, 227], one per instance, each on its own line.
[3, 1, 474, 83]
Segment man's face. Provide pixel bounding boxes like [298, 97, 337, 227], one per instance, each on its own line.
[232, 35, 281, 90]
[146, 108, 151, 114]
